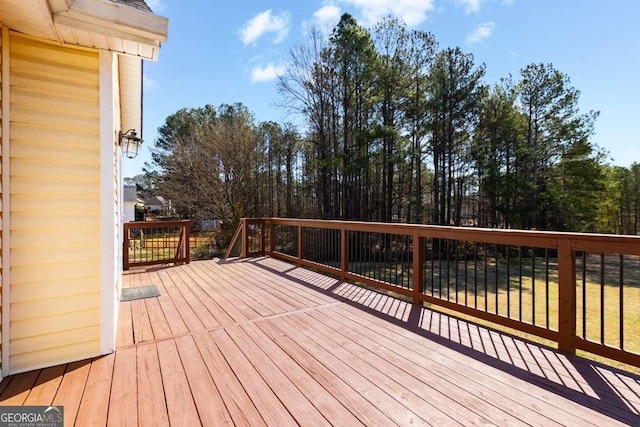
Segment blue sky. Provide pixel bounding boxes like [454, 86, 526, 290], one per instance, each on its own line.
[128, 0, 640, 177]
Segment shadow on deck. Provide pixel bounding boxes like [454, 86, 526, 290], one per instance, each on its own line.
[0, 257, 639, 426]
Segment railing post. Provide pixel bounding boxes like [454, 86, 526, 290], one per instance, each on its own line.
[340, 227, 347, 281]
[241, 219, 249, 259]
[123, 223, 130, 271]
[558, 238, 577, 355]
[297, 223, 303, 265]
[185, 221, 190, 264]
[412, 233, 424, 304]
[260, 219, 266, 256]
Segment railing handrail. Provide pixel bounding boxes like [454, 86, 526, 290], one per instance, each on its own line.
[124, 220, 191, 229]
[243, 217, 640, 246]
[234, 217, 640, 368]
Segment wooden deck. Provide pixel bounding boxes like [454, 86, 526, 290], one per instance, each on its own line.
[1, 257, 640, 426]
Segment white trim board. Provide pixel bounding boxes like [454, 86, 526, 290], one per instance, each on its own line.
[99, 49, 117, 354]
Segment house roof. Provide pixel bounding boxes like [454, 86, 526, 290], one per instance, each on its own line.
[124, 187, 140, 203]
[144, 195, 169, 206]
[0, 0, 168, 60]
[110, 0, 153, 13]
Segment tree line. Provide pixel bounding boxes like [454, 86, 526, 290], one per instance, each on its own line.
[143, 13, 640, 235]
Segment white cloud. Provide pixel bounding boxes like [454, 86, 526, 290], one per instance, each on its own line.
[314, 4, 342, 26]
[143, 74, 157, 90]
[251, 64, 286, 83]
[466, 21, 495, 44]
[302, 4, 342, 35]
[336, 0, 435, 27]
[457, 0, 482, 14]
[240, 10, 291, 45]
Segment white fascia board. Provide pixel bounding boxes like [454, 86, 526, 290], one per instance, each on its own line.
[54, 14, 162, 48]
[53, 0, 168, 42]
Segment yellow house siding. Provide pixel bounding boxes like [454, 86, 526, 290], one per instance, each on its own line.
[0, 27, 4, 375]
[8, 34, 101, 373]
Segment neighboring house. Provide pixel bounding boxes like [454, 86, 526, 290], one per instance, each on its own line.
[0, 0, 167, 377]
[123, 186, 144, 222]
[144, 195, 173, 216]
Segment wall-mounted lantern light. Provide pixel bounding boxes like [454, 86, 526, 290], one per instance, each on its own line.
[119, 129, 143, 159]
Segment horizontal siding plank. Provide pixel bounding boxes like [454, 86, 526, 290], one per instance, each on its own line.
[10, 122, 100, 146]
[11, 293, 100, 321]
[11, 141, 99, 166]
[11, 227, 100, 246]
[10, 36, 98, 70]
[11, 309, 100, 340]
[11, 246, 100, 267]
[11, 73, 97, 101]
[10, 105, 98, 133]
[11, 263, 100, 283]
[10, 213, 99, 230]
[12, 326, 100, 359]
[10, 160, 99, 180]
[10, 339, 100, 374]
[10, 55, 99, 84]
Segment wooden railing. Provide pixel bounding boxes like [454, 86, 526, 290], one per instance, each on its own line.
[123, 220, 190, 270]
[232, 217, 640, 367]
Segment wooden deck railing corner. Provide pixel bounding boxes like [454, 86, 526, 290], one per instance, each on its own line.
[230, 217, 640, 368]
[123, 220, 191, 270]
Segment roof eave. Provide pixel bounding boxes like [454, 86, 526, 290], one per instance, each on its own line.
[50, 0, 168, 60]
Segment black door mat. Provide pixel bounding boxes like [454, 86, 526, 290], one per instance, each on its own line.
[121, 285, 161, 302]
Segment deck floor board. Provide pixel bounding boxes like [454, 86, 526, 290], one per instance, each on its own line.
[0, 257, 638, 426]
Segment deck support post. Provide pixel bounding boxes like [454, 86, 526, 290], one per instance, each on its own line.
[557, 238, 577, 355]
[184, 222, 190, 264]
[123, 223, 130, 270]
[412, 233, 425, 304]
[297, 223, 303, 266]
[340, 227, 348, 281]
[241, 219, 249, 259]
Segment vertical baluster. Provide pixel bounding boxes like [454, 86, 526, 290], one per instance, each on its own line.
[532, 247, 536, 326]
[507, 245, 511, 319]
[474, 242, 478, 309]
[519, 247, 523, 322]
[545, 248, 550, 329]
[438, 238, 443, 299]
[483, 242, 488, 312]
[495, 244, 499, 315]
[446, 239, 451, 301]
[600, 253, 605, 345]
[619, 253, 624, 350]
[582, 251, 587, 339]
[464, 241, 469, 306]
[455, 240, 459, 303]
[431, 239, 435, 297]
